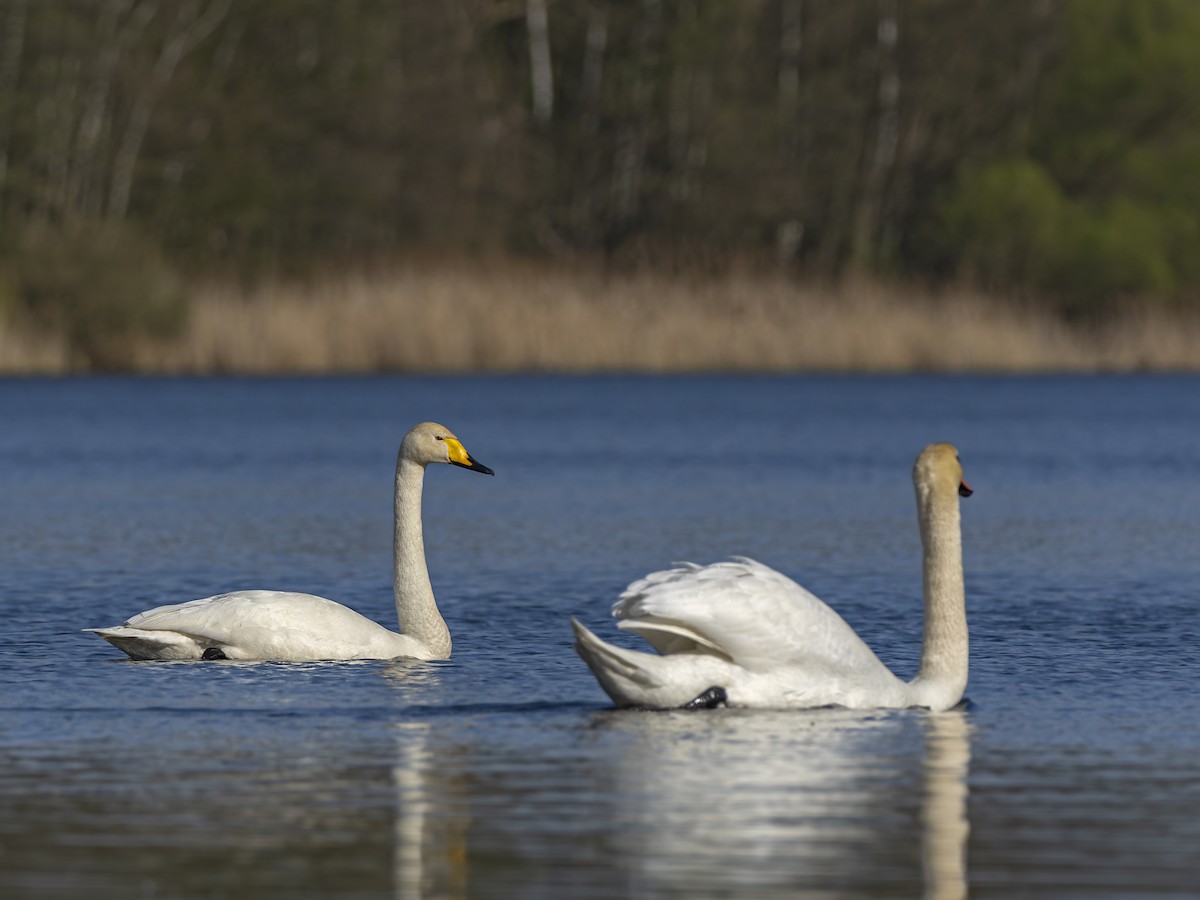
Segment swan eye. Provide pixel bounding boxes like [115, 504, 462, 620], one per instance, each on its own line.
[435, 436, 444, 441]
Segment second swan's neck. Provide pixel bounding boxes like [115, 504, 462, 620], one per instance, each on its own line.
[393, 456, 451, 657]
[909, 482, 967, 710]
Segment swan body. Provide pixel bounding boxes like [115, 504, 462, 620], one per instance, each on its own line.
[572, 442, 972, 711]
[87, 422, 493, 661]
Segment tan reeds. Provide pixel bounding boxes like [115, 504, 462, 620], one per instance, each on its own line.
[0, 323, 69, 373]
[8, 263, 1200, 373]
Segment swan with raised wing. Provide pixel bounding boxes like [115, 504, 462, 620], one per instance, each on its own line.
[87, 422, 493, 661]
[572, 442, 972, 711]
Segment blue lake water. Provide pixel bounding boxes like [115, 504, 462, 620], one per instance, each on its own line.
[1, 374, 1198, 898]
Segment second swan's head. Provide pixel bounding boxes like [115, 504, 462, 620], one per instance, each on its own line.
[913, 442, 972, 499]
[402, 422, 494, 475]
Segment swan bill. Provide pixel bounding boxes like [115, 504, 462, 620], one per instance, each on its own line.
[444, 438, 494, 475]
[450, 455, 494, 475]
[958, 480, 973, 497]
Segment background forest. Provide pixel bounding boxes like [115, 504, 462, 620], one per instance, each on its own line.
[2, 0, 1200, 370]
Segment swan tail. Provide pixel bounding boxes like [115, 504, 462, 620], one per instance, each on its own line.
[85, 626, 203, 661]
[572, 618, 724, 709]
[571, 617, 668, 706]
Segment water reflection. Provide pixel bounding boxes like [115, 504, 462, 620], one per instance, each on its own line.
[392, 722, 468, 900]
[921, 711, 971, 900]
[383, 704, 971, 898]
[379, 658, 447, 693]
[589, 706, 972, 898]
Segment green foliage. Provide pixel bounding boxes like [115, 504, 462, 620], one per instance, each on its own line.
[6, 221, 186, 369]
[931, 0, 1200, 313]
[1056, 200, 1178, 310]
[1035, 0, 1200, 193]
[936, 161, 1190, 315]
[936, 161, 1069, 292]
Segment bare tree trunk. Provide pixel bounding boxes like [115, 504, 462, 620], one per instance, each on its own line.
[777, 0, 804, 261]
[70, 0, 133, 216]
[1014, 0, 1056, 153]
[525, 0, 553, 125]
[71, 0, 157, 217]
[39, 53, 83, 224]
[581, 3, 606, 136]
[668, 59, 710, 203]
[779, 0, 802, 154]
[107, 0, 231, 220]
[667, 65, 689, 200]
[572, 3, 607, 239]
[851, 0, 900, 270]
[0, 0, 29, 219]
[612, 0, 661, 237]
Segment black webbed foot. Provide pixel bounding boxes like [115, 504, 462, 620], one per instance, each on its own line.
[683, 686, 728, 710]
[201, 647, 228, 660]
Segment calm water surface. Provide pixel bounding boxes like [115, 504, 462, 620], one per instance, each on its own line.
[1, 375, 1198, 898]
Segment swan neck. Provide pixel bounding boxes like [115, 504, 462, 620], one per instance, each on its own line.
[913, 481, 967, 707]
[394, 456, 450, 657]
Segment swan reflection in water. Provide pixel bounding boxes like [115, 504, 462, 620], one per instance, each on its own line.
[386, 699, 970, 898]
[921, 710, 971, 900]
[592, 706, 972, 898]
[392, 720, 469, 900]
[379, 660, 467, 900]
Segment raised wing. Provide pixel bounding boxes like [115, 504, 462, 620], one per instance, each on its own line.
[614, 557, 893, 680]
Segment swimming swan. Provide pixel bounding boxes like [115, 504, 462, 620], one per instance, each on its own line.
[572, 442, 972, 711]
[87, 422, 493, 661]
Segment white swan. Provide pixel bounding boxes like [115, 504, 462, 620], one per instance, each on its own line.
[572, 442, 972, 711]
[86, 422, 493, 661]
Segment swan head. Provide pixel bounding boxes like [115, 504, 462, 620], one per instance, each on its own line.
[914, 442, 972, 499]
[401, 422, 494, 475]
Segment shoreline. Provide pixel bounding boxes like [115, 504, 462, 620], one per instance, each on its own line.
[3, 266, 1199, 374]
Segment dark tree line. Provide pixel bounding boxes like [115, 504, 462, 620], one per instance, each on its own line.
[2, 0, 1199, 351]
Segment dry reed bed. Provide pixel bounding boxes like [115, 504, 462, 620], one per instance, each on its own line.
[0, 325, 68, 373]
[4, 266, 1200, 373]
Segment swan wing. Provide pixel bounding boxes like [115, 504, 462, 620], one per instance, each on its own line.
[105, 591, 417, 660]
[614, 557, 894, 680]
